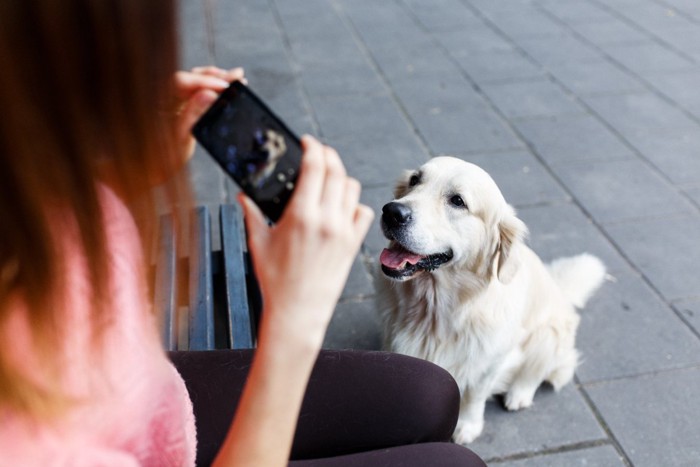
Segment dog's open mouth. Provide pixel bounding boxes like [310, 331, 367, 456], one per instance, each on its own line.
[380, 243, 453, 280]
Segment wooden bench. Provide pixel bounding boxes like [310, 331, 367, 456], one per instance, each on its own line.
[154, 204, 260, 351]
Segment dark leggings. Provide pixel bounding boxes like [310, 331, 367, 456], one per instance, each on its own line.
[169, 350, 485, 467]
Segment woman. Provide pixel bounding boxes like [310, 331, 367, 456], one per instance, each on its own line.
[0, 1, 484, 465]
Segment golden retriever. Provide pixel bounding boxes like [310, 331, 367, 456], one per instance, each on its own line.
[376, 156, 606, 444]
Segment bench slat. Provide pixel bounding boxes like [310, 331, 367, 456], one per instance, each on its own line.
[155, 215, 178, 351]
[220, 204, 254, 349]
[188, 207, 215, 350]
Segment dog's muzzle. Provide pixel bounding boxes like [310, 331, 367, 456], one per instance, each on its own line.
[379, 202, 453, 280]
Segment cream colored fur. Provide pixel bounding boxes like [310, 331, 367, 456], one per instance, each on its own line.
[376, 157, 606, 444]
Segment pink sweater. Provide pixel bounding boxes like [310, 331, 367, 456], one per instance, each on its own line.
[0, 186, 197, 466]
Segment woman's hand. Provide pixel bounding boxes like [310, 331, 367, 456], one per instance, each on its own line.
[172, 66, 246, 164]
[239, 136, 374, 349]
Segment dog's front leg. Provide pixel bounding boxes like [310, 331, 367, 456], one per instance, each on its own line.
[453, 391, 488, 444]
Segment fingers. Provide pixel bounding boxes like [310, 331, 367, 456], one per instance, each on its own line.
[174, 67, 246, 100]
[174, 71, 229, 98]
[289, 135, 326, 211]
[192, 66, 247, 84]
[287, 136, 373, 241]
[176, 89, 218, 137]
[319, 146, 347, 213]
[238, 193, 269, 250]
[353, 204, 375, 240]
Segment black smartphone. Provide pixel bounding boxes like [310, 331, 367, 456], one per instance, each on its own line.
[192, 81, 302, 222]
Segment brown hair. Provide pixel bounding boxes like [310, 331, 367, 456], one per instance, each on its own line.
[0, 0, 188, 417]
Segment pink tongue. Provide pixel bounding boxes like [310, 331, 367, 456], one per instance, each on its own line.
[380, 247, 424, 269]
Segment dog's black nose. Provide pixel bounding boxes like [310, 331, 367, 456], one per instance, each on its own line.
[382, 202, 413, 228]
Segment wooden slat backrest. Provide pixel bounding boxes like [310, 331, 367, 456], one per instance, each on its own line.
[220, 204, 254, 349]
[188, 206, 215, 350]
[155, 214, 178, 351]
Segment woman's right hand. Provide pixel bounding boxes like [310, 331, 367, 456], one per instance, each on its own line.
[239, 135, 374, 349]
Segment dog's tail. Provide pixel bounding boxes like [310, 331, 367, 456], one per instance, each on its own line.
[547, 253, 606, 308]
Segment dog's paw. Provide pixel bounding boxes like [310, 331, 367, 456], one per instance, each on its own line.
[504, 387, 535, 411]
[453, 418, 484, 444]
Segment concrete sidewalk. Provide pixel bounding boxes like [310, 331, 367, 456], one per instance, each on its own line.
[181, 0, 700, 465]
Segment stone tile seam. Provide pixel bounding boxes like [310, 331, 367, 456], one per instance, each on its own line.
[577, 362, 700, 389]
[529, 5, 700, 216]
[485, 438, 621, 466]
[551, 0, 699, 65]
[434, 0, 654, 284]
[455, 0, 700, 346]
[327, 0, 435, 161]
[575, 379, 635, 467]
[268, 0, 323, 134]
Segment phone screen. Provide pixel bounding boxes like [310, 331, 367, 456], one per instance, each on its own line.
[192, 81, 302, 222]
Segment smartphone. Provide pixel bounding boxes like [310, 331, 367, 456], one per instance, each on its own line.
[192, 81, 302, 222]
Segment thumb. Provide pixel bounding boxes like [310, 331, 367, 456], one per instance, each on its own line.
[237, 193, 269, 244]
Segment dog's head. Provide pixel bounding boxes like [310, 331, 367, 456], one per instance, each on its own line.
[380, 156, 527, 284]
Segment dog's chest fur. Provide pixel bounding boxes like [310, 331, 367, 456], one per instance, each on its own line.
[378, 271, 528, 393]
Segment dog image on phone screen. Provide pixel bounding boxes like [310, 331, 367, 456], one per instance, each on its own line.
[376, 156, 606, 444]
[247, 128, 287, 187]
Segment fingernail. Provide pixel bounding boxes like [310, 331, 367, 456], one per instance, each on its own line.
[211, 77, 230, 88]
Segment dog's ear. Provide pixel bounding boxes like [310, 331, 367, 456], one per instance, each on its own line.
[492, 206, 527, 284]
[393, 170, 414, 199]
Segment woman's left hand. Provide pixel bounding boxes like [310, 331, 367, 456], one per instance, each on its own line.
[172, 66, 246, 163]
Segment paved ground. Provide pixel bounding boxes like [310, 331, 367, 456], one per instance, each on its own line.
[181, 0, 700, 465]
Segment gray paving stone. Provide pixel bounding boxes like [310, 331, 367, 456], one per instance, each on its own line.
[367, 42, 459, 84]
[517, 202, 631, 274]
[540, 1, 614, 25]
[299, 62, 387, 98]
[569, 19, 652, 46]
[340, 1, 429, 52]
[644, 68, 700, 115]
[461, 151, 570, 207]
[584, 92, 698, 138]
[434, 24, 515, 56]
[326, 132, 429, 187]
[309, 93, 415, 142]
[361, 185, 399, 255]
[390, 74, 487, 116]
[340, 255, 374, 302]
[402, 0, 482, 31]
[484, 10, 568, 39]
[611, 3, 697, 36]
[467, 0, 538, 15]
[324, 298, 382, 350]
[604, 41, 696, 75]
[290, 40, 367, 70]
[227, 51, 297, 100]
[585, 367, 700, 467]
[481, 80, 585, 119]
[552, 158, 696, 224]
[625, 127, 700, 185]
[453, 51, 544, 84]
[546, 59, 645, 96]
[652, 25, 700, 61]
[494, 444, 625, 466]
[409, 107, 524, 154]
[468, 384, 606, 461]
[517, 35, 602, 66]
[604, 214, 700, 301]
[514, 115, 636, 165]
[685, 186, 700, 206]
[576, 272, 700, 383]
[674, 299, 700, 338]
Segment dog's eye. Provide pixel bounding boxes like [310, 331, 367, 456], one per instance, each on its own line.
[449, 195, 467, 208]
[409, 174, 420, 187]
